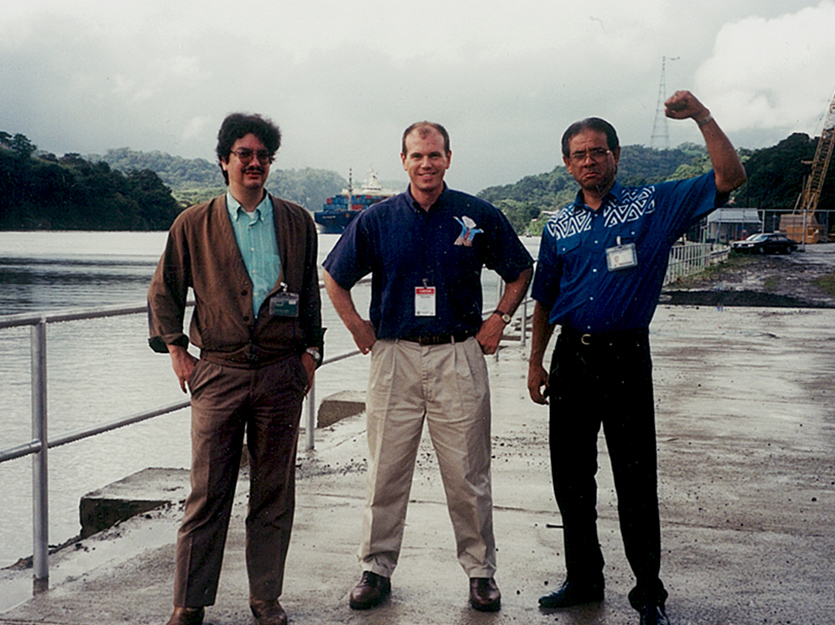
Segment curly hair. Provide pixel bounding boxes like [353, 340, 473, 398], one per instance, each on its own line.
[216, 113, 281, 184]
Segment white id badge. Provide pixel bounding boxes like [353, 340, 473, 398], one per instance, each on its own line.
[606, 242, 638, 271]
[415, 286, 436, 317]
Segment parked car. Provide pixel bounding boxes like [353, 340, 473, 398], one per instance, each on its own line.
[731, 232, 799, 254]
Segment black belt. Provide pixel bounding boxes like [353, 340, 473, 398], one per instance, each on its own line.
[558, 326, 648, 347]
[401, 332, 473, 346]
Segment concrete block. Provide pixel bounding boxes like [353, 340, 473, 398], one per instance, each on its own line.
[79, 467, 189, 538]
[317, 390, 365, 428]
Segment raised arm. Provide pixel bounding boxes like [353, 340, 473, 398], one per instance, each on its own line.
[323, 268, 377, 354]
[665, 90, 747, 194]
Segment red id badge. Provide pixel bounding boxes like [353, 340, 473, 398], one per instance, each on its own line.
[415, 286, 436, 317]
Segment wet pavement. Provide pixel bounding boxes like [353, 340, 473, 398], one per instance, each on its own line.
[1, 303, 834, 624]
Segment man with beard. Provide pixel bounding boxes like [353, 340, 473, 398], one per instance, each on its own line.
[148, 113, 323, 625]
[527, 91, 746, 625]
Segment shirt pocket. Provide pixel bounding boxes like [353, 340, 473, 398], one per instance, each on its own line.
[556, 236, 581, 257]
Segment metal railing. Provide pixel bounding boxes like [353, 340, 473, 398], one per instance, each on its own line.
[0, 304, 193, 590]
[664, 242, 729, 285]
[0, 300, 358, 589]
[0, 241, 720, 591]
[0, 278, 529, 590]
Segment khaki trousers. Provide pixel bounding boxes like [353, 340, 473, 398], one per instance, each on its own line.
[360, 337, 496, 579]
[173, 355, 307, 607]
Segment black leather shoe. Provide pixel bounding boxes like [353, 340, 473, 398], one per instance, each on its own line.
[539, 580, 604, 608]
[349, 571, 391, 610]
[249, 598, 287, 625]
[639, 603, 669, 625]
[165, 607, 204, 625]
[469, 577, 501, 612]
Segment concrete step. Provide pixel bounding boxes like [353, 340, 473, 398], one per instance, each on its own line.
[79, 467, 189, 538]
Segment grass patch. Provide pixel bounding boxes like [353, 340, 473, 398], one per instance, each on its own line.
[763, 276, 781, 292]
[670, 253, 751, 287]
[812, 272, 835, 297]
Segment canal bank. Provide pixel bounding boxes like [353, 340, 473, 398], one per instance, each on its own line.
[1, 303, 833, 624]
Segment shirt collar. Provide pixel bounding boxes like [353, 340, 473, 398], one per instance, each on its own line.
[406, 182, 449, 214]
[570, 180, 624, 212]
[226, 190, 272, 222]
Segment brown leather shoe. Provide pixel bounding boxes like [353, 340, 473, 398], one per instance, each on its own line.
[165, 606, 204, 625]
[469, 577, 501, 612]
[349, 571, 391, 610]
[249, 598, 288, 625]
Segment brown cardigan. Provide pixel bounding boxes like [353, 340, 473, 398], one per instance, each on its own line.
[147, 193, 323, 367]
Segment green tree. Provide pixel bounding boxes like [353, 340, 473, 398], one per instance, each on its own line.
[1, 132, 184, 230]
[494, 199, 541, 235]
[9, 133, 37, 160]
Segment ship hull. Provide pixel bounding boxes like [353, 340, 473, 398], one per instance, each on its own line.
[314, 209, 358, 234]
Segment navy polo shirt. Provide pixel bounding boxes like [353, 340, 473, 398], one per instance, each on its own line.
[532, 172, 722, 333]
[324, 184, 533, 340]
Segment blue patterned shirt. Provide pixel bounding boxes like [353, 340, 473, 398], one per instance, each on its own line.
[531, 172, 721, 332]
[227, 191, 281, 318]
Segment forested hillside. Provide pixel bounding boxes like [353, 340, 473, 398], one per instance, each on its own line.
[736, 132, 834, 210]
[0, 133, 180, 230]
[3, 130, 832, 234]
[93, 148, 346, 211]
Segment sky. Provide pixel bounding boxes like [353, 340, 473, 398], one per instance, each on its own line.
[2, 0, 834, 193]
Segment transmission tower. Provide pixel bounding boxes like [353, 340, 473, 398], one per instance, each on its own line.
[650, 56, 677, 150]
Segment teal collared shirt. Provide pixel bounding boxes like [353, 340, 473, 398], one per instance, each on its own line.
[227, 191, 281, 317]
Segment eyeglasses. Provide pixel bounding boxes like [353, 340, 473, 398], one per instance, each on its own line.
[229, 148, 274, 164]
[568, 148, 612, 163]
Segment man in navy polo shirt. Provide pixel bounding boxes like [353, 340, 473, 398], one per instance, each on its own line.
[324, 121, 533, 613]
[527, 91, 746, 625]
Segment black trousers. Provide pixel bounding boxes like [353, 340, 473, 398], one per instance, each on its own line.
[548, 328, 667, 609]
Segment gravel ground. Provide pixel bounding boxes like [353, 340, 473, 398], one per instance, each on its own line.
[663, 243, 835, 308]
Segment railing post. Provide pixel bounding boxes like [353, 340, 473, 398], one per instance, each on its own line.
[305, 380, 316, 451]
[495, 278, 505, 362]
[31, 319, 49, 592]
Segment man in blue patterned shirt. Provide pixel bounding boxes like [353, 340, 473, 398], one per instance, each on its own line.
[527, 91, 746, 625]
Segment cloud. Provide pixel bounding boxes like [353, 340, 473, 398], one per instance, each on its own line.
[1, 0, 831, 191]
[695, 1, 835, 136]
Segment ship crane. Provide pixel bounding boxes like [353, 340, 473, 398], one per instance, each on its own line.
[780, 90, 835, 244]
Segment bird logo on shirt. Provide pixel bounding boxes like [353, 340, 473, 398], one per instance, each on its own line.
[454, 216, 482, 247]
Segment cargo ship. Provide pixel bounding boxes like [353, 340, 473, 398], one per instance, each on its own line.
[314, 170, 397, 234]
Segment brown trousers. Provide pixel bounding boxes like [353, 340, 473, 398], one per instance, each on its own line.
[173, 354, 307, 607]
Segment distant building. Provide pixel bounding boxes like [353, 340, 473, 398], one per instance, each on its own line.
[707, 208, 762, 243]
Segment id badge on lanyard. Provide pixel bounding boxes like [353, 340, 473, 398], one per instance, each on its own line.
[269, 282, 300, 317]
[606, 236, 638, 272]
[415, 281, 436, 317]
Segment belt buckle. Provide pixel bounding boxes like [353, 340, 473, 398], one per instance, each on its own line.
[580, 333, 592, 346]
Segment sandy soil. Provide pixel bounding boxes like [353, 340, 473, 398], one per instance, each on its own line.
[662, 244, 835, 308]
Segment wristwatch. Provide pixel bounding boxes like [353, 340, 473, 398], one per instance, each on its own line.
[304, 347, 321, 365]
[494, 309, 512, 324]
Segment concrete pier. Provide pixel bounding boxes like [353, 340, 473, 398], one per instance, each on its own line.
[1, 304, 833, 624]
